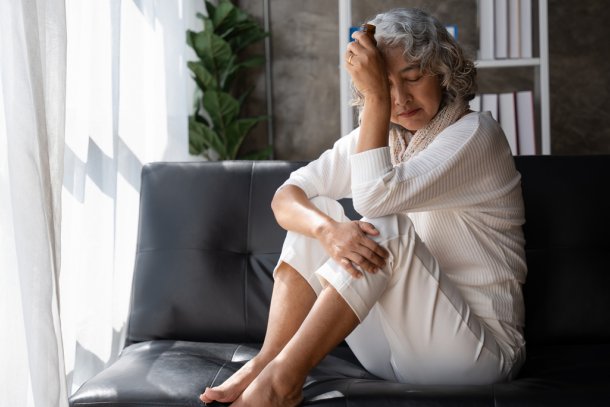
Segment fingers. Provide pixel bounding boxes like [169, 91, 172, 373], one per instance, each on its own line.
[351, 30, 376, 49]
[339, 242, 388, 275]
[358, 221, 390, 261]
[339, 251, 378, 277]
[339, 258, 363, 279]
[323, 220, 390, 277]
[345, 31, 375, 66]
[357, 245, 388, 271]
[358, 221, 379, 236]
[342, 222, 389, 274]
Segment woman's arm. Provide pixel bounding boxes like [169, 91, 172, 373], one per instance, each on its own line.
[271, 185, 388, 276]
[347, 30, 391, 153]
[350, 114, 517, 218]
[271, 185, 333, 239]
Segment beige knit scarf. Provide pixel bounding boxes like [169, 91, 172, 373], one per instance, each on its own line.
[390, 99, 468, 165]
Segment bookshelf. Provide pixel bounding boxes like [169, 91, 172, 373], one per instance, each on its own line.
[475, 0, 550, 155]
[338, 0, 551, 155]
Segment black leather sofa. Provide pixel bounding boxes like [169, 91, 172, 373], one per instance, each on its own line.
[70, 156, 610, 406]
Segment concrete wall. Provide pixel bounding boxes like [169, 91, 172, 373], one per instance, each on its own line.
[548, 0, 610, 154]
[239, 0, 610, 160]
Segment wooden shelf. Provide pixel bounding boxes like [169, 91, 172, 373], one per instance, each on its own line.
[475, 58, 541, 68]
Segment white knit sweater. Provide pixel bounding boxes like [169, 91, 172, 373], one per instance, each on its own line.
[281, 111, 527, 326]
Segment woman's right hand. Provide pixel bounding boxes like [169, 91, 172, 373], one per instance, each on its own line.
[346, 30, 390, 102]
[316, 219, 389, 278]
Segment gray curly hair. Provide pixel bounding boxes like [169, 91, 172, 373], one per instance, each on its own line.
[353, 8, 476, 109]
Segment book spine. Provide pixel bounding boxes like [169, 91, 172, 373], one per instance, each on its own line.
[508, 0, 521, 58]
[479, 0, 495, 59]
[520, 0, 533, 58]
[499, 92, 519, 155]
[516, 90, 536, 155]
[494, 0, 509, 59]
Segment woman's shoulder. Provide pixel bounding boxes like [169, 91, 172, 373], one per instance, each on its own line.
[449, 111, 505, 144]
[428, 110, 512, 164]
[451, 110, 499, 131]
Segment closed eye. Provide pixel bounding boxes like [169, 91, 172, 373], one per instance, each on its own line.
[405, 75, 424, 83]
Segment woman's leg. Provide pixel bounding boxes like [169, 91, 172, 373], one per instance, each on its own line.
[231, 284, 360, 407]
[337, 212, 523, 385]
[201, 196, 350, 404]
[199, 263, 316, 404]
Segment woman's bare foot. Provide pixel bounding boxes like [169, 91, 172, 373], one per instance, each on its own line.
[231, 360, 305, 407]
[199, 356, 269, 404]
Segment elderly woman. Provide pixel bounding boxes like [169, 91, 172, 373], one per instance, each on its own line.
[201, 8, 527, 407]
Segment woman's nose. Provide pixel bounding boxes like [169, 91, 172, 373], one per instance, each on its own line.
[391, 84, 411, 106]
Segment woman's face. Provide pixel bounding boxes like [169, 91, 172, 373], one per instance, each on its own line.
[384, 47, 443, 132]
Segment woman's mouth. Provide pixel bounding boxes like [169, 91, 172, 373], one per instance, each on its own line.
[399, 108, 421, 118]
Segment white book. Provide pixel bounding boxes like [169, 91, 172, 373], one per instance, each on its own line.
[482, 93, 499, 121]
[470, 95, 482, 112]
[494, 0, 508, 59]
[508, 0, 521, 58]
[479, 0, 495, 60]
[516, 91, 536, 155]
[520, 0, 532, 58]
[499, 92, 518, 155]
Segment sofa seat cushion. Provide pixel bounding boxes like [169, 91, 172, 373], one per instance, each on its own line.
[69, 339, 610, 406]
[69, 340, 610, 407]
[68, 340, 378, 407]
[69, 340, 501, 406]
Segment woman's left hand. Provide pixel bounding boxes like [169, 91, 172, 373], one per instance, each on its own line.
[316, 218, 389, 278]
[345, 31, 390, 101]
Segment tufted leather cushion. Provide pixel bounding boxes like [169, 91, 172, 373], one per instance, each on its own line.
[126, 161, 304, 345]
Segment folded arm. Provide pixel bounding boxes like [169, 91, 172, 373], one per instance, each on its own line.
[271, 185, 388, 277]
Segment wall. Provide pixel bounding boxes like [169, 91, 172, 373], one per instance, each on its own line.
[548, 0, 610, 154]
[239, 0, 610, 160]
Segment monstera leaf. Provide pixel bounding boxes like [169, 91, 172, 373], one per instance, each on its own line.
[187, 0, 270, 160]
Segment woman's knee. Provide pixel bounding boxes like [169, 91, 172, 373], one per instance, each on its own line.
[359, 213, 421, 276]
[361, 213, 416, 245]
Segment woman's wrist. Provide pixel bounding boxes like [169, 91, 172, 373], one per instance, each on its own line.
[357, 93, 391, 152]
[363, 90, 391, 106]
[312, 216, 336, 241]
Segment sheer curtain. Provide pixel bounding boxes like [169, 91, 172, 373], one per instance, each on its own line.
[0, 0, 69, 406]
[1, 0, 204, 404]
[60, 0, 204, 394]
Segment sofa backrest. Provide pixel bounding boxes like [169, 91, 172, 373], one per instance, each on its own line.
[126, 156, 610, 348]
[516, 155, 610, 346]
[126, 161, 305, 344]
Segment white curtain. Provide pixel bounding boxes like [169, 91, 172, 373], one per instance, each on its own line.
[60, 0, 204, 395]
[0, 0, 69, 406]
[1, 0, 204, 404]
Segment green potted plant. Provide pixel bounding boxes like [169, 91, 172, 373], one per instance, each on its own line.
[187, 0, 271, 160]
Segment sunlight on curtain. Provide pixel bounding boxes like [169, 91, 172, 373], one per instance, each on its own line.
[60, 0, 204, 394]
[0, 0, 68, 406]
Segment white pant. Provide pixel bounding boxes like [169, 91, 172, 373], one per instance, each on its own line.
[274, 196, 525, 385]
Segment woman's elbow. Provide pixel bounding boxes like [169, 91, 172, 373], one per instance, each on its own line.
[352, 198, 383, 219]
[271, 185, 296, 225]
[271, 190, 283, 220]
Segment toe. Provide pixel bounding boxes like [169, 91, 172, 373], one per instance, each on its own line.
[200, 387, 217, 403]
[201, 386, 234, 403]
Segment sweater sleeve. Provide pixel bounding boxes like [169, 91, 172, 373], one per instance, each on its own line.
[350, 112, 520, 218]
[279, 128, 358, 200]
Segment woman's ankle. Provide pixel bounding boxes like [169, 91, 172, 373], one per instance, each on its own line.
[255, 344, 284, 366]
[266, 359, 308, 399]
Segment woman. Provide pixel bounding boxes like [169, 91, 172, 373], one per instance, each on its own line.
[201, 8, 527, 407]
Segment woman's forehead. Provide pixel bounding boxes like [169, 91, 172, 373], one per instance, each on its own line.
[383, 47, 419, 68]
